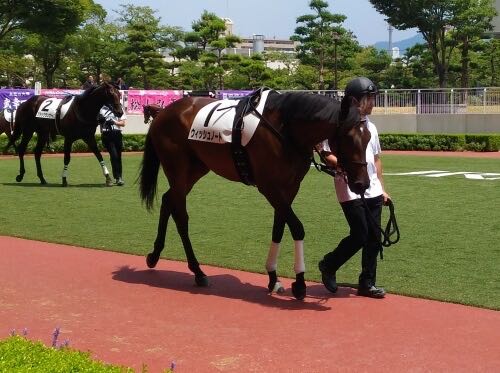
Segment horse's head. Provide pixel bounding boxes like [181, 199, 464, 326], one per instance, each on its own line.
[329, 97, 371, 195]
[143, 104, 161, 124]
[99, 82, 123, 118]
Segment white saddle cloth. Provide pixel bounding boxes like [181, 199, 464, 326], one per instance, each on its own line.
[35, 96, 75, 120]
[188, 90, 270, 146]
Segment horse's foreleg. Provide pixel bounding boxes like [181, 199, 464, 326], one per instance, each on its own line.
[285, 208, 306, 300]
[34, 134, 48, 184]
[85, 136, 113, 186]
[146, 190, 172, 268]
[15, 134, 32, 182]
[266, 212, 286, 294]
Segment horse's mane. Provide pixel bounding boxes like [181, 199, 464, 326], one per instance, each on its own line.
[266, 91, 341, 124]
[79, 85, 99, 99]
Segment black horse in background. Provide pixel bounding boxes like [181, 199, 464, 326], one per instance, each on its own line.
[7, 82, 123, 186]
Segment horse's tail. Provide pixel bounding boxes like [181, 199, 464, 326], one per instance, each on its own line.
[139, 131, 160, 211]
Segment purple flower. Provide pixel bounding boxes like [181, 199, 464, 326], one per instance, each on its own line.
[22, 328, 28, 336]
[52, 327, 60, 347]
[9, 329, 16, 337]
[171, 361, 176, 371]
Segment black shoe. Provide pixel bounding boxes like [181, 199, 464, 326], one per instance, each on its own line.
[318, 259, 338, 293]
[357, 285, 386, 298]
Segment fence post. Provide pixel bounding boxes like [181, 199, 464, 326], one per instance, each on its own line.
[384, 90, 388, 114]
[417, 89, 421, 114]
[450, 89, 454, 114]
[483, 88, 487, 114]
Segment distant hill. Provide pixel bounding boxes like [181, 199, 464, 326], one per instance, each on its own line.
[373, 34, 425, 55]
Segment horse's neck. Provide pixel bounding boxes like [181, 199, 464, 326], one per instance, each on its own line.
[289, 120, 335, 151]
[76, 94, 103, 123]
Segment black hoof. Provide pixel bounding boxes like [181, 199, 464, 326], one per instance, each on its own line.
[146, 253, 160, 268]
[40, 179, 47, 185]
[291, 281, 306, 300]
[62, 177, 67, 187]
[15, 175, 23, 182]
[195, 274, 209, 287]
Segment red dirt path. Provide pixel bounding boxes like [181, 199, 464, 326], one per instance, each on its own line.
[1, 236, 499, 372]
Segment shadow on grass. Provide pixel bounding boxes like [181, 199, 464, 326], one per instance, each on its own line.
[1, 182, 108, 188]
[111, 265, 358, 312]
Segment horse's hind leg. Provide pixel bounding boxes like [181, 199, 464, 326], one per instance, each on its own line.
[33, 132, 48, 184]
[15, 132, 33, 182]
[146, 189, 172, 268]
[147, 158, 209, 286]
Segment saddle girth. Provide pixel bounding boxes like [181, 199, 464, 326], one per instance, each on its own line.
[231, 89, 265, 186]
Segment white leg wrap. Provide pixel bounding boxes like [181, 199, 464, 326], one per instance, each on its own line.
[294, 240, 305, 274]
[265, 241, 280, 272]
[99, 161, 109, 176]
[61, 165, 68, 178]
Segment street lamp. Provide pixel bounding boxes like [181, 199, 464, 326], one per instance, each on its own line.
[332, 32, 340, 91]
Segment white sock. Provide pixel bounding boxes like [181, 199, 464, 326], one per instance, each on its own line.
[294, 240, 305, 274]
[265, 241, 280, 272]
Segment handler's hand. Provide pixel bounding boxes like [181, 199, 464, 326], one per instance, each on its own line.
[383, 191, 391, 205]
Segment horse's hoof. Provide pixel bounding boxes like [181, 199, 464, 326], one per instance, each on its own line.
[105, 175, 114, 187]
[61, 178, 68, 187]
[40, 179, 47, 185]
[291, 281, 306, 300]
[195, 274, 209, 287]
[15, 175, 23, 182]
[146, 253, 160, 268]
[268, 281, 285, 294]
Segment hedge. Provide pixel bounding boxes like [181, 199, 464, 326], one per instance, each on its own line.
[1, 133, 499, 154]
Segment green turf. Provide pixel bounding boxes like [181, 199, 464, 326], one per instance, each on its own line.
[0, 153, 499, 309]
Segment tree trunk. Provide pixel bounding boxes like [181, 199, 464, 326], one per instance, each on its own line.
[460, 37, 469, 88]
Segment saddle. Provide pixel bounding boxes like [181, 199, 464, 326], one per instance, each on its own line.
[230, 88, 267, 186]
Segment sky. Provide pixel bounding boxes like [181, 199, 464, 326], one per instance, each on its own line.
[94, 0, 418, 46]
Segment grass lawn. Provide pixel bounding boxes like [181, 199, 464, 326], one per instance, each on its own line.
[0, 152, 499, 309]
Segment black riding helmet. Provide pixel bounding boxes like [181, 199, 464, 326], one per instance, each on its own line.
[344, 77, 378, 100]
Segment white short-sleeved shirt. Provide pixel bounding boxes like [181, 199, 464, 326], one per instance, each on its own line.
[99, 106, 127, 132]
[322, 118, 383, 203]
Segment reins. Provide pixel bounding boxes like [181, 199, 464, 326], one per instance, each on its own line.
[360, 194, 400, 259]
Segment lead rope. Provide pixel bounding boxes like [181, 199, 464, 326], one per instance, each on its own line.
[312, 146, 337, 177]
[360, 194, 400, 259]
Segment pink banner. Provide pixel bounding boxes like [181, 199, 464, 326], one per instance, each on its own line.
[41, 89, 82, 98]
[126, 90, 183, 114]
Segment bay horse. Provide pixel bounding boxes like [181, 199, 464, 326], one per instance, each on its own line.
[139, 89, 370, 300]
[7, 82, 123, 186]
[143, 104, 162, 124]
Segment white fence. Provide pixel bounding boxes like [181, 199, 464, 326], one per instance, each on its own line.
[296, 88, 500, 114]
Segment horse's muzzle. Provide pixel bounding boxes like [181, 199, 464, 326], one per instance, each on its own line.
[350, 180, 369, 195]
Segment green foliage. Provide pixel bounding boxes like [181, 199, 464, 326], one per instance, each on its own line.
[0, 336, 133, 372]
[379, 133, 500, 151]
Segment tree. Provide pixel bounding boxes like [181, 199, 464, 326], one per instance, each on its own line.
[291, 0, 360, 89]
[370, 0, 496, 87]
[0, 0, 98, 43]
[451, 0, 496, 87]
[117, 5, 173, 89]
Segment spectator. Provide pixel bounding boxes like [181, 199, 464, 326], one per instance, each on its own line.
[81, 75, 96, 90]
[98, 105, 127, 186]
[115, 77, 128, 90]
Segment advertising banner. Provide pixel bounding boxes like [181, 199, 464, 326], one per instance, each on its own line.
[217, 90, 253, 100]
[0, 89, 35, 111]
[41, 89, 82, 99]
[126, 90, 183, 114]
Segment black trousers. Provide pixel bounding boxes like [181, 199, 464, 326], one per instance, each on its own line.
[102, 131, 123, 180]
[322, 195, 383, 288]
